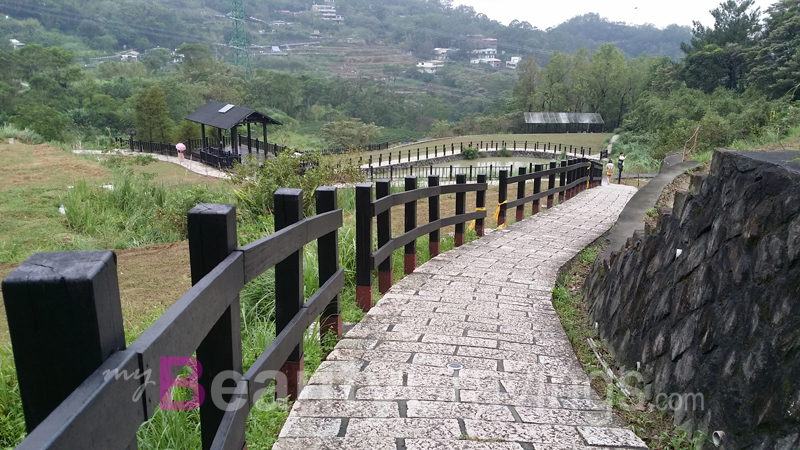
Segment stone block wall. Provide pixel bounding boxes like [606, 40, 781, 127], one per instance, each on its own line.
[583, 149, 800, 449]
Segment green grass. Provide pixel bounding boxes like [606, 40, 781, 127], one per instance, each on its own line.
[0, 145, 227, 263]
[552, 241, 709, 449]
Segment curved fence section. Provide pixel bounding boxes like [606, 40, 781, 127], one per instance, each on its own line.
[355, 174, 489, 311]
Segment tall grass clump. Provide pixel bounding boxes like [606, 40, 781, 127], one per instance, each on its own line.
[62, 169, 231, 248]
[229, 150, 363, 220]
[0, 125, 45, 144]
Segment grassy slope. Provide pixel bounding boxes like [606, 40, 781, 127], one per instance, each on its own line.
[0, 144, 222, 342]
[0, 143, 219, 262]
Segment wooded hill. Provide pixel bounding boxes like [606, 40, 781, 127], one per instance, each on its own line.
[0, 0, 692, 62]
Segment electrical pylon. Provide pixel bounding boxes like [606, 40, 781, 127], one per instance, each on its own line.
[228, 0, 252, 76]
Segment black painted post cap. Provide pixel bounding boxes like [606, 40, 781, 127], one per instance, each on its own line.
[2, 250, 125, 432]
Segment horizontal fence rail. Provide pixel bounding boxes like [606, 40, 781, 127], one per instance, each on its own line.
[495, 157, 601, 227]
[355, 174, 488, 311]
[367, 139, 604, 166]
[2, 188, 345, 449]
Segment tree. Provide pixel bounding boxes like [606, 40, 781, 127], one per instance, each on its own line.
[12, 104, 74, 141]
[681, 0, 761, 51]
[536, 52, 571, 111]
[178, 43, 216, 81]
[141, 48, 172, 72]
[587, 44, 626, 127]
[133, 85, 172, 141]
[680, 0, 761, 92]
[512, 57, 541, 111]
[748, 0, 800, 100]
[320, 119, 381, 149]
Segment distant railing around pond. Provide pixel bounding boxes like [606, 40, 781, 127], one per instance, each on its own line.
[2, 188, 344, 450]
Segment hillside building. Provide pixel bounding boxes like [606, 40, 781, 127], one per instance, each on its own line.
[433, 48, 457, 60]
[9, 38, 24, 50]
[506, 56, 522, 69]
[119, 50, 139, 61]
[470, 46, 500, 67]
[311, 3, 344, 23]
[417, 60, 445, 74]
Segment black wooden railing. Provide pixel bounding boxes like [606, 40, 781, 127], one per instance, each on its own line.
[367, 139, 597, 166]
[2, 188, 344, 450]
[319, 142, 389, 155]
[117, 136, 288, 170]
[495, 157, 601, 226]
[354, 175, 488, 310]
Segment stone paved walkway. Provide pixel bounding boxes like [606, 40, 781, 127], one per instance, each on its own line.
[275, 184, 643, 450]
[73, 149, 229, 179]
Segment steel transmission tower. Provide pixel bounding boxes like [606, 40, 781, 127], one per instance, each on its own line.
[228, 0, 252, 76]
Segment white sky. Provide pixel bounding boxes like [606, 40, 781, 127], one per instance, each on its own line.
[452, 0, 777, 29]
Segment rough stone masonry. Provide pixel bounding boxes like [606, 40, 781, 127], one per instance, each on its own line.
[274, 183, 642, 449]
[584, 149, 800, 449]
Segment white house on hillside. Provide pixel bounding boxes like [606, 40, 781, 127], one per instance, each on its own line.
[120, 50, 139, 61]
[470, 47, 500, 68]
[506, 56, 522, 69]
[433, 48, 457, 60]
[417, 60, 445, 74]
[9, 38, 24, 50]
[311, 3, 344, 22]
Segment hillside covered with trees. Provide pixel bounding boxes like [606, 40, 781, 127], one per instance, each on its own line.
[0, 0, 797, 161]
[0, 0, 691, 60]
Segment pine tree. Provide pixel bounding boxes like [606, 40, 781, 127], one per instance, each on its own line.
[134, 85, 172, 142]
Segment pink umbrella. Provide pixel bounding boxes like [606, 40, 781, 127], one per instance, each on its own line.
[176, 143, 186, 152]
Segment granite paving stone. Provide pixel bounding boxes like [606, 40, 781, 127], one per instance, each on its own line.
[274, 184, 639, 449]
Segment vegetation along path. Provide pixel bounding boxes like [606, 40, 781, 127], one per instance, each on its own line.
[275, 183, 643, 449]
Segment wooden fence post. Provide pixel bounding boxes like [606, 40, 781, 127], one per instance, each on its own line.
[272, 190, 305, 403]
[476, 174, 486, 237]
[547, 162, 556, 208]
[2, 251, 129, 435]
[376, 180, 392, 294]
[498, 170, 508, 227]
[449, 165, 453, 181]
[428, 175, 440, 257]
[187, 203, 244, 449]
[455, 174, 466, 247]
[316, 187, 341, 339]
[404, 176, 417, 275]
[533, 164, 542, 214]
[559, 160, 567, 204]
[355, 183, 373, 312]
[516, 167, 526, 222]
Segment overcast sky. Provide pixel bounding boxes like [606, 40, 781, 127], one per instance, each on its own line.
[451, 0, 777, 29]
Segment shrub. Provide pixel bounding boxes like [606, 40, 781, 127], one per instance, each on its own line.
[0, 125, 45, 144]
[462, 146, 479, 159]
[498, 147, 511, 157]
[229, 150, 363, 219]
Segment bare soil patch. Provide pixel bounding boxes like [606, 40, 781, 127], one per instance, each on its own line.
[0, 242, 191, 345]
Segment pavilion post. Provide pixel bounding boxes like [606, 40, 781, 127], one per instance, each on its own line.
[247, 123, 252, 154]
[217, 127, 223, 153]
[201, 124, 207, 151]
[232, 124, 238, 156]
[263, 122, 268, 155]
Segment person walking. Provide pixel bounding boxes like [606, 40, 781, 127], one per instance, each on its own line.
[176, 143, 186, 163]
[605, 159, 614, 184]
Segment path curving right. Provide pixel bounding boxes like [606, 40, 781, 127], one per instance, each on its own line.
[274, 183, 644, 450]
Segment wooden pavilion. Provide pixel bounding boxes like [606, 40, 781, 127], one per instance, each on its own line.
[185, 101, 282, 167]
